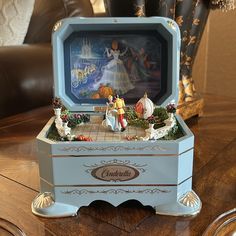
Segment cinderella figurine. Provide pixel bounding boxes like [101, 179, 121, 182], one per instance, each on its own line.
[95, 40, 134, 95]
[102, 95, 127, 132]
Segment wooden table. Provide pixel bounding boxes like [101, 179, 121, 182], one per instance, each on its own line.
[0, 94, 235, 236]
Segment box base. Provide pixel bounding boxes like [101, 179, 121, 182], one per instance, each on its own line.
[31, 190, 202, 218]
[32, 190, 201, 218]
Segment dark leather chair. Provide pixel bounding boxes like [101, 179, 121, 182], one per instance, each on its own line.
[0, 0, 94, 119]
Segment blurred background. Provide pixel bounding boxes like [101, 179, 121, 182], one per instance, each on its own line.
[92, 0, 236, 99]
[193, 9, 236, 99]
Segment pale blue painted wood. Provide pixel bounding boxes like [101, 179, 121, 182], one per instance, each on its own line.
[177, 149, 194, 184]
[38, 177, 191, 209]
[54, 184, 177, 208]
[51, 141, 179, 155]
[38, 176, 193, 216]
[37, 151, 54, 185]
[175, 115, 195, 154]
[177, 177, 192, 198]
[40, 178, 54, 195]
[47, 150, 192, 185]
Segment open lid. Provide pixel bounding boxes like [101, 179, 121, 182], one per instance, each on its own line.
[52, 17, 180, 112]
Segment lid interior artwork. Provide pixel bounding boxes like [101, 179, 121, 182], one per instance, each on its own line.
[53, 17, 179, 112]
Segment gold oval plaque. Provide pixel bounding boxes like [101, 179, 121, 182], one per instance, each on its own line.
[91, 165, 139, 182]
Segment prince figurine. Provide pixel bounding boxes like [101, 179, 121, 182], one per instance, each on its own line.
[113, 95, 126, 132]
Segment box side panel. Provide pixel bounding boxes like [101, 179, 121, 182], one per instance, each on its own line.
[38, 151, 54, 185]
[37, 117, 55, 145]
[40, 178, 55, 196]
[37, 139, 52, 155]
[175, 115, 194, 154]
[36, 117, 55, 183]
[178, 135, 194, 154]
[177, 149, 193, 184]
[177, 177, 192, 198]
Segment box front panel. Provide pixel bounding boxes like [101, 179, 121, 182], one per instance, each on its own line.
[47, 149, 193, 185]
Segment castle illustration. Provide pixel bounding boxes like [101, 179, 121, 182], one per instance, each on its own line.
[80, 38, 92, 58]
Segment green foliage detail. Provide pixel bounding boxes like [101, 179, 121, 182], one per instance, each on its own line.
[47, 123, 61, 141]
[152, 107, 169, 121]
[160, 123, 184, 140]
[60, 110, 90, 128]
[125, 108, 149, 129]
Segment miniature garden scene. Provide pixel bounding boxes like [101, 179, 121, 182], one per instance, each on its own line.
[48, 94, 184, 142]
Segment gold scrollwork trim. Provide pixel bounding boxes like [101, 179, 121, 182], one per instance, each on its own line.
[61, 188, 171, 195]
[59, 145, 167, 152]
[167, 20, 176, 30]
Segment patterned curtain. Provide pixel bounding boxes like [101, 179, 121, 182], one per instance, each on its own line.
[146, 0, 210, 105]
[179, 0, 210, 104]
[104, 0, 146, 16]
[145, 0, 176, 18]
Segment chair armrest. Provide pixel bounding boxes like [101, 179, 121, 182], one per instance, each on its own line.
[0, 44, 53, 119]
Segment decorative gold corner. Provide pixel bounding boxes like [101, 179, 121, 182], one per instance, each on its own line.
[179, 191, 200, 208]
[32, 192, 55, 209]
[167, 20, 176, 30]
[53, 21, 62, 32]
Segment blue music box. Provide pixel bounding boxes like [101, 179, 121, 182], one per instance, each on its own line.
[32, 17, 201, 218]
